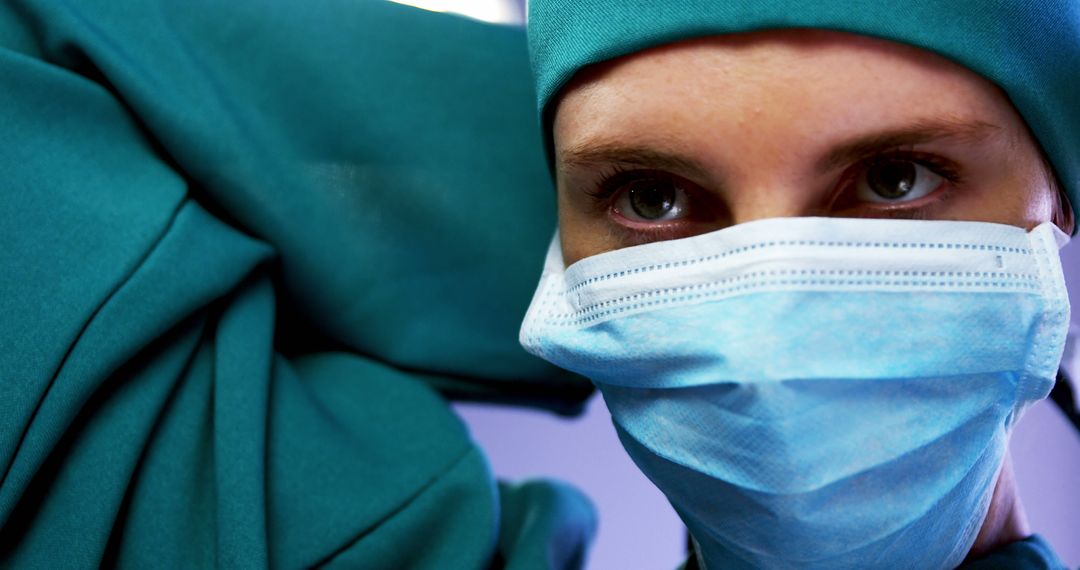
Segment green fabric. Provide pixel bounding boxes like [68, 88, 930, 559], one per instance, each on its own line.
[526, 1, 1080, 231]
[495, 481, 597, 570]
[0, 0, 593, 567]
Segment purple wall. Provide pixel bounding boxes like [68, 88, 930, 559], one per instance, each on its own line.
[455, 238, 1080, 569]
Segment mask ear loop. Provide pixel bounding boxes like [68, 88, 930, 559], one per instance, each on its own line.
[1051, 325, 1080, 434]
[1044, 204, 1079, 431]
[1050, 371, 1080, 433]
[1041, 216, 1080, 432]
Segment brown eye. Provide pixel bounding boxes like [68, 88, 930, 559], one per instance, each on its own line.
[858, 159, 944, 203]
[615, 178, 686, 221]
[629, 183, 676, 218]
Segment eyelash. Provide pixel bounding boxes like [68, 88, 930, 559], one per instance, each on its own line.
[849, 147, 964, 193]
[586, 148, 965, 218]
[585, 164, 664, 206]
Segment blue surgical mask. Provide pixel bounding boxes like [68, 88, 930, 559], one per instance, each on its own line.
[520, 217, 1071, 570]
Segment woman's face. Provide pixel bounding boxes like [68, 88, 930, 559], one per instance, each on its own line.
[552, 29, 1070, 267]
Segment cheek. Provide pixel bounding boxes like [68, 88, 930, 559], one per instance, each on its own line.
[994, 160, 1059, 229]
[556, 190, 619, 267]
[1023, 185, 1060, 228]
[943, 168, 1056, 230]
[557, 221, 624, 267]
[932, 135, 1058, 229]
[555, 212, 587, 268]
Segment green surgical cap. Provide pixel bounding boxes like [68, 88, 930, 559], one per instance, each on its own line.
[527, 1, 1080, 229]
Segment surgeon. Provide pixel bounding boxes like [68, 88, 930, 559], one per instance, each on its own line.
[520, 2, 1078, 569]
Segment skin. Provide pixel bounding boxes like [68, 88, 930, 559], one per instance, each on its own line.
[550, 29, 1072, 560]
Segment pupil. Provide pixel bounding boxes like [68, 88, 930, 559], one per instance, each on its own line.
[867, 160, 916, 199]
[629, 183, 676, 219]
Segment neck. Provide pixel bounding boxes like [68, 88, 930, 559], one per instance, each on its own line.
[965, 451, 1030, 561]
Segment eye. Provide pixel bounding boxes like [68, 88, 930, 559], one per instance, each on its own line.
[611, 176, 689, 222]
[584, 168, 719, 241]
[854, 158, 944, 204]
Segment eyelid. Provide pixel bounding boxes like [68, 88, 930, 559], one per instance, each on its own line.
[584, 164, 631, 203]
[586, 167, 690, 209]
[874, 148, 962, 179]
[584, 150, 964, 230]
[584, 167, 718, 243]
[830, 149, 963, 210]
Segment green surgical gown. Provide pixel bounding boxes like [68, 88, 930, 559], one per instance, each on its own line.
[0, 0, 595, 567]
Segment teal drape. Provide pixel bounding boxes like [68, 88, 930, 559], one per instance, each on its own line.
[0, 0, 594, 567]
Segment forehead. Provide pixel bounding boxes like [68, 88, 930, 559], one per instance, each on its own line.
[552, 29, 1023, 167]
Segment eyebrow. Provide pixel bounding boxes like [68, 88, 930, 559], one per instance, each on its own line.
[557, 116, 1004, 178]
[558, 140, 713, 180]
[814, 116, 1004, 174]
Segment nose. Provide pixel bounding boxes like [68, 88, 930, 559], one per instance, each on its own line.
[726, 183, 828, 226]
